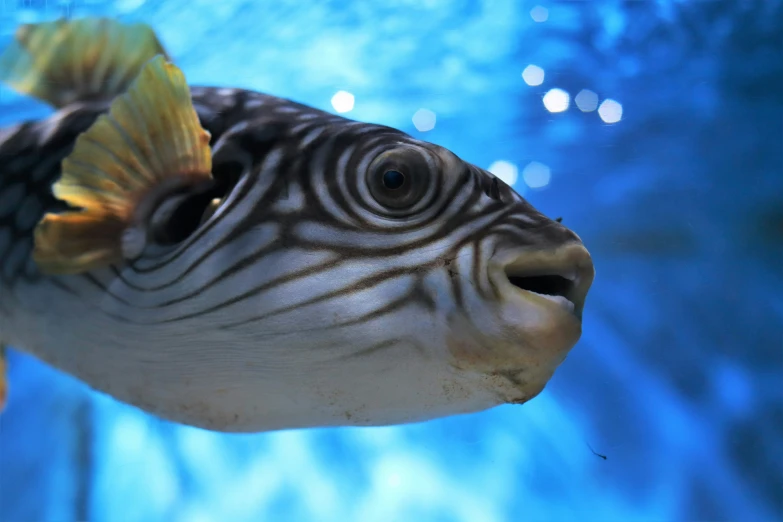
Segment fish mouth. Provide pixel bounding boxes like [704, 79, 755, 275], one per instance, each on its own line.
[493, 243, 595, 320]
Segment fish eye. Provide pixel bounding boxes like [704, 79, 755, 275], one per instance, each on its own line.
[382, 170, 406, 190]
[366, 148, 433, 212]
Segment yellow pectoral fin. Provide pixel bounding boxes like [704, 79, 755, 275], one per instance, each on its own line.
[0, 17, 169, 108]
[32, 55, 213, 275]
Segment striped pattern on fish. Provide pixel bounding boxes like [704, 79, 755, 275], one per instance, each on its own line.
[0, 18, 593, 432]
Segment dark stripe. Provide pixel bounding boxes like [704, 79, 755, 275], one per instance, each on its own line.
[339, 337, 427, 361]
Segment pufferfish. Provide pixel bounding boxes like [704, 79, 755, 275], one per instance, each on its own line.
[0, 18, 594, 432]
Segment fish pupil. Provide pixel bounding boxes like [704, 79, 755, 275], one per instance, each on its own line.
[382, 170, 406, 190]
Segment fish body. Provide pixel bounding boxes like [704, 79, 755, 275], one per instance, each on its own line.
[0, 19, 594, 432]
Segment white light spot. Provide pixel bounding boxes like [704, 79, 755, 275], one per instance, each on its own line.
[116, 0, 146, 12]
[16, 9, 38, 24]
[111, 414, 147, 454]
[412, 108, 436, 132]
[330, 90, 355, 113]
[387, 472, 401, 488]
[530, 5, 549, 22]
[542, 88, 570, 113]
[575, 89, 599, 112]
[521, 64, 545, 86]
[522, 161, 551, 189]
[488, 160, 518, 186]
[598, 98, 623, 123]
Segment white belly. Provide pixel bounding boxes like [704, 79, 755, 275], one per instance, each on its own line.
[2, 271, 504, 432]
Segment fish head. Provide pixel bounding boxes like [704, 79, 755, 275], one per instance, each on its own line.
[194, 122, 593, 407]
[137, 119, 594, 419]
[335, 135, 596, 405]
[443, 157, 595, 404]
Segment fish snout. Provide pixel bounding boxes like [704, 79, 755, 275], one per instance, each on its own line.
[494, 242, 594, 320]
[446, 239, 594, 406]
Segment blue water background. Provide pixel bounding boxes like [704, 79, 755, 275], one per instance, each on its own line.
[1, 1, 781, 521]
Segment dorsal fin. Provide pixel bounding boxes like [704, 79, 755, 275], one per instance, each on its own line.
[0, 17, 169, 108]
[32, 55, 213, 275]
